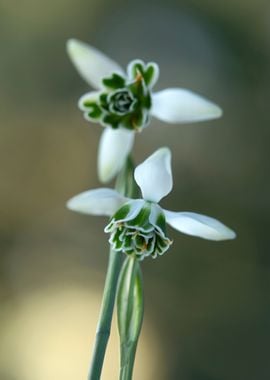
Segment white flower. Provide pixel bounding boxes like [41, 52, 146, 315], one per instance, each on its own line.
[67, 148, 236, 260]
[66, 39, 223, 183]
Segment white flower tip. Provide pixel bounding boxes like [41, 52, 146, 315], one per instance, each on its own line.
[66, 195, 82, 213]
[154, 147, 172, 170]
[205, 222, 236, 241]
[220, 227, 236, 241]
[210, 103, 223, 120]
[66, 38, 84, 59]
[98, 164, 115, 183]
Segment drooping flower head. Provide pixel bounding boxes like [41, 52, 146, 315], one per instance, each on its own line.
[67, 148, 236, 260]
[67, 39, 223, 183]
[105, 200, 172, 260]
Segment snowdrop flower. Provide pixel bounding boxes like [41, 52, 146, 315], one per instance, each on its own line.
[67, 39, 223, 183]
[67, 148, 235, 260]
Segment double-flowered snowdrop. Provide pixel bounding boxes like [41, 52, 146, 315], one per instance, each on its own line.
[67, 39, 223, 183]
[67, 148, 235, 260]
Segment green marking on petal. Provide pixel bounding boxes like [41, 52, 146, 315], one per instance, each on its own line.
[102, 113, 122, 128]
[143, 64, 155, 86]
[83, 102, 103, 119]
[105, 201, 172, 260]
[156, 212, 167, 234]
[99, 93, 109, 110]
[128, 60, 159, 87]
[102, 73, 126, 90]
[110, 203, 131, 222]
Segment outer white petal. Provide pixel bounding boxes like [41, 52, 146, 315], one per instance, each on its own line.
[134, 147, 173, 203]
[151, 88, 222, 123]
[66, 39, 124, 89]
[98, 128, 135, 183]
[164, 210, 236, 241]
[67, 188, 127, 216]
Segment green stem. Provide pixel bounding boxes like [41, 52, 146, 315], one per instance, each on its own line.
[87, 248, 122, 380]
[87, 157, 137, 380]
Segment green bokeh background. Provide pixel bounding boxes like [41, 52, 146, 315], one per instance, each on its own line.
[1, 0, 270, 379]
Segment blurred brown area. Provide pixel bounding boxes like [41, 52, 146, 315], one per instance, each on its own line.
[1, 0, 270, 379]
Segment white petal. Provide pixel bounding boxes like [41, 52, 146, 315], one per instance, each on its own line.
[98, 128, 135, 183]
[164, 210, 236, 241]
[78, 91, 101, 110]
[67, 188, 127, 216]
[151, 88, 222, 123]
[66, 39, 124, 89]
[134, 147, 173, 203]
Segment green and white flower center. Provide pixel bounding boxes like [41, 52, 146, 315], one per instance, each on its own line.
[105, 200, 172, 260]
[79, 60, 159, 131]
[108, 89, 136, 115]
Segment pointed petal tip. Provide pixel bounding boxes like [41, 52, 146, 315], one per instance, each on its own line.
[222, 228, 237, 241]
[208, 225, 236, 241]
[156, 146, 171, 157]
[98, 166, 114, 184]
[66, 197, 75, 211]
[211, 103, 223, 120]
[66, 195, 85, 213]
[66, 38, 84, 56]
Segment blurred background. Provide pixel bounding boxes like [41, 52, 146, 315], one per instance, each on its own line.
[1, 0, 270, 379]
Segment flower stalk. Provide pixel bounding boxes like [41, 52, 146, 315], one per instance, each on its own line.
[88, 247, 122, 380]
